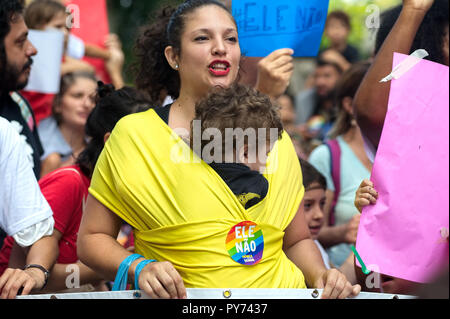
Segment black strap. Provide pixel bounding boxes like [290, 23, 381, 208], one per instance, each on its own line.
[154, 104, 172, 125]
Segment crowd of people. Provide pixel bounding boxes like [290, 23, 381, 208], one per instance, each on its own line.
[0, 0, 448, 300]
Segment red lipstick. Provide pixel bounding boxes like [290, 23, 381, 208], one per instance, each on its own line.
[208, 60, 231, 76]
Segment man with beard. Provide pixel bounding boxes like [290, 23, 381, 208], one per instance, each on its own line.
[0, 0, 44, 258]
[295, 59, 343, 141]
[0, 0, 42, 179]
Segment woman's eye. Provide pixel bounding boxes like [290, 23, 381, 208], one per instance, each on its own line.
[227, 37, 237, 43]
[71, 93, 83, 99]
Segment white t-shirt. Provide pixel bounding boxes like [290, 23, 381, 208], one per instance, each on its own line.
[0, 117, 54, 245]
[315, 240, 331, 269]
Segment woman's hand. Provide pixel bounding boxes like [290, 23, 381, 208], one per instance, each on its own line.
[255, 48, 294, 99]
[138, 261, 187, 299]
[402, 0, 434, 12]
[354, 179, 378, 214]
[315, 268, 361, 299]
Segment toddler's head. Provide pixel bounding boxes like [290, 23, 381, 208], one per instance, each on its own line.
[192, 84, 283, 172]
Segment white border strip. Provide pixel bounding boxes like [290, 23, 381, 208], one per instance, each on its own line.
[17, 288, 417, 299]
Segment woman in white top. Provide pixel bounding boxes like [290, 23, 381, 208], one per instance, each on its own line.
[309, 62, 372, 267]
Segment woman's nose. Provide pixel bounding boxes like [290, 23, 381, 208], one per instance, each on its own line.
[212, 39, 226, 56]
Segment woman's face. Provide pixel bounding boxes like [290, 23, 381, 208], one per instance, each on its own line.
[56, 77, 97, 129]
[176, 5, 241, 99]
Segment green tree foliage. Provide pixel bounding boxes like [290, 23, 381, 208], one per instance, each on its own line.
[322, 0, 401, 58]
[107, 0, 182, 84]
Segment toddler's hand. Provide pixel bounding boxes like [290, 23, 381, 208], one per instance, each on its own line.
[354, 179, 378, 213]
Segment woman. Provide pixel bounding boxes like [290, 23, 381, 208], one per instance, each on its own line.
[308, 63, 372, 267]
[0, 84, 150, 297]
[38, 71, 97, 178]
[78, 0, 360, 299]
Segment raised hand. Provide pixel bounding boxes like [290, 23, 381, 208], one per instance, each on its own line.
[255, 48, 294, 99]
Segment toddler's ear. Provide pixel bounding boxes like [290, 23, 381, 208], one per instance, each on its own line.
[238, 144, 248, 164]
[103, 132, 111, 144]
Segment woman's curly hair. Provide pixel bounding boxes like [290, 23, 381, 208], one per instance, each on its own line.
[375, 0, 449, 65]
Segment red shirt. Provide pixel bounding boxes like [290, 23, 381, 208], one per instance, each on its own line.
[0, 165, 90, 274]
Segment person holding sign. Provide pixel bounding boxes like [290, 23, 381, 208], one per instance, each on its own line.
[77, 0, 360, 299]
[220, 0, 296, 100]
[353, 0, 449, 159]
[353, 0, 448, 291]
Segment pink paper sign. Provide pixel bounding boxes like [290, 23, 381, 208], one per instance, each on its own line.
[356, 53, 449, 283]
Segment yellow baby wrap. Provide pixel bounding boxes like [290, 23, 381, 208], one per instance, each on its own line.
[89, 109, 306, 288]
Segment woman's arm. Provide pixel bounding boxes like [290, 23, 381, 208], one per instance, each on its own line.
[283, 201, 361, 299]
[84, 44, 110, 60]
[353, 0, 434, 149]
[41, 260, 103, 293]
[77, 195, 186, 299]
[61, 56, 95, 76]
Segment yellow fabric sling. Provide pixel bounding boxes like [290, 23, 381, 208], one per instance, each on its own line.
[89, 109, 306, 288]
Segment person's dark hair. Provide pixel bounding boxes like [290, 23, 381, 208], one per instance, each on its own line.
[192, 83, 283, 163]
[52, 71, 98, 125]
[326, 10, 351, 30]
[299, 158, 327, 191]
[133, 0, 234, 103]
[328, 62, 370, 139]
[316, 57, 344, 75]
[0, 0, 24, 91]
[375, 0, 449, 64]
[76, 83, 151, 178]
[24, 0, 66, 30]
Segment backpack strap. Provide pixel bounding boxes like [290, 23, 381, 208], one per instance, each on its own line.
[325, 139, 341, 226]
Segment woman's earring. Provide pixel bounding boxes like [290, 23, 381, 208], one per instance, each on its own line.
[175, 64, 179, 70]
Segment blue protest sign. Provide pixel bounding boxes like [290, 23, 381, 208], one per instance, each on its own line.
[232, 0, 330, 57]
